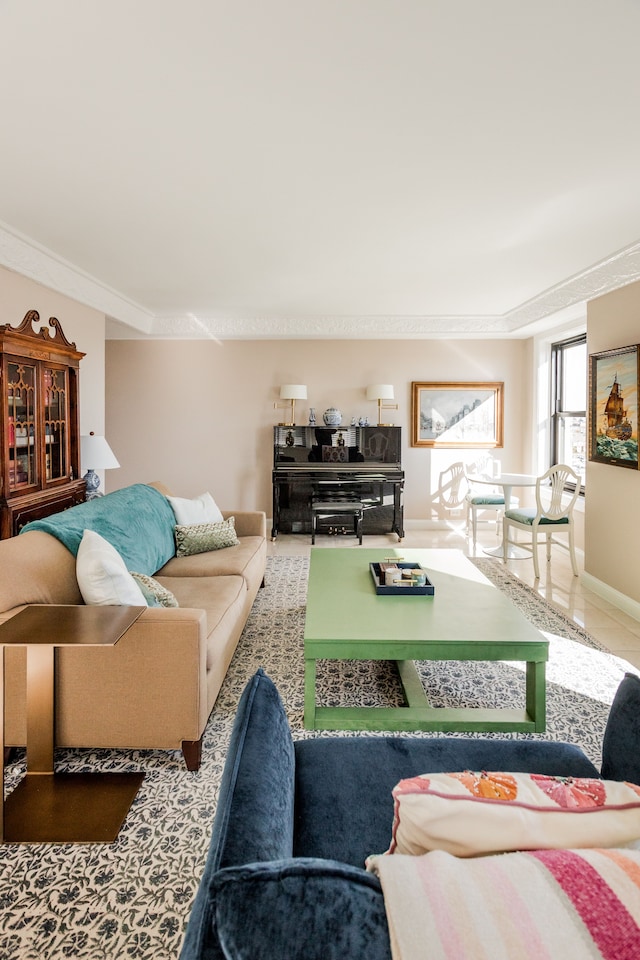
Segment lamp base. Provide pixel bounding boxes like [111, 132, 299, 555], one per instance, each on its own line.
[83, 469, 103, 500]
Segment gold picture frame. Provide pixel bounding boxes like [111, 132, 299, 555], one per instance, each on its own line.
[411, 381, 504, 448]
[588, 344, 639, 469]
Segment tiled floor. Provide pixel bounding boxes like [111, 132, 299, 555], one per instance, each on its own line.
[268, 521, 640, 671]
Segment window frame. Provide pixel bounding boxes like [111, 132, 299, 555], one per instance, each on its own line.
[550, 333, 587, 493]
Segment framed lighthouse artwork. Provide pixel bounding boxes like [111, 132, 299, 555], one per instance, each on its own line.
[589, 344, 639, 469]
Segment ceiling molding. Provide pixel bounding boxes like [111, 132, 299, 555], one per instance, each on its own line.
[503, 240, 640, 332]
[0, 220, 153, 334]
[1, 218, 638, 340]
[145, 242, 640, 340]
[147, 313, 507, 340]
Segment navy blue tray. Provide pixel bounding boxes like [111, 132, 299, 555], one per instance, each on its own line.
[369, 562, 435, 596]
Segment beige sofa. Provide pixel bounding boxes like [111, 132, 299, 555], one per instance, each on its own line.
[0, 482, 267, 770]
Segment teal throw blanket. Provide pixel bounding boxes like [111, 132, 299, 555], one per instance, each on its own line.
[20, 483, 176, 575]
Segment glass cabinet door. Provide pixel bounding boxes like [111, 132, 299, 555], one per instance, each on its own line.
[7, 360, 38, 489]
[43, 364, 69, 481]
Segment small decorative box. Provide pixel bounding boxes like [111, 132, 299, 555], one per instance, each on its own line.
[369, 562, 435, 596]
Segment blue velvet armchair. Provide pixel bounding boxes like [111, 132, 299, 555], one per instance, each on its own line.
[180, 669, 640, 960]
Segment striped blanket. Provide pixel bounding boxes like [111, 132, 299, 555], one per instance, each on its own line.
[367, 848, 640, 959]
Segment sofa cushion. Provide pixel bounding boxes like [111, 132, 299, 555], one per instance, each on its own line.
[174, 517, 240, 557]
[293, 736, 600, 868]
[76, 530, 148, 606]
[367, 846, 640, 960]
[212, 859, 391, 960]
[157, 535, 265, 585]
[167, 491, 223, 525]
[131, 572, 179, 607]
[158, 575, 246, 668]
[383, 771, 640, 858]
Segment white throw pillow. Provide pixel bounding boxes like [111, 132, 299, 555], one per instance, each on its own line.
[380, 771, 640, 858]
[76, 530, 148, 606]
[166, 491, 223, 525]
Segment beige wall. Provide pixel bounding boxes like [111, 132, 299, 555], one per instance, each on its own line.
[2, 257, 636, 605]
[586, 281, 640, 604]
[0, 264, 106, 463]
[105, 337, 530, 523]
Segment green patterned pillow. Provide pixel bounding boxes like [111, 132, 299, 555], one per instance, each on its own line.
[130, 571, 179, 607]
[174, 517, 240, 557]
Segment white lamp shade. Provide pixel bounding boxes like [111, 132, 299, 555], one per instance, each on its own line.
[81, 433, 120, 471]
[279, 384, 307, 400]
[366, 384, 394, 401]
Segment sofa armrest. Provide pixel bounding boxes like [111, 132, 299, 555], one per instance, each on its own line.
[223, 510, 266, 539]
[209, 860, 390, 960]
[601, 672, 640, 782]
[4, 606, 210, 749]
[180, 671, 295, 960]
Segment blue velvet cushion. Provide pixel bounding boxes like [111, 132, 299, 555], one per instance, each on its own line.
[293, 735, 599, 867]
[213, 859, 391, 960]
[601, 672, 640, 783]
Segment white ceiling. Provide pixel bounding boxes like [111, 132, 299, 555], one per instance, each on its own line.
[0, 0, 639, 340]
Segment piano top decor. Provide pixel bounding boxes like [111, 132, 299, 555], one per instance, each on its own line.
[273, 424, 400, 466]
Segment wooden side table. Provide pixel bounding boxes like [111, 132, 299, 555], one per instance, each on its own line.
[0, 604, 145, 843]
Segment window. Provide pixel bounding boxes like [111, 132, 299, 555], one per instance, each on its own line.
[551, 334, 586, 489]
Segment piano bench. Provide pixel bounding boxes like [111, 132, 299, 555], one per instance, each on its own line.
[311, 499, 363, 545]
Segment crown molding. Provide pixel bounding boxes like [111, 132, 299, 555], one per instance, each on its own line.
[0, 220, 153, 333]
[143, 241, 640, 340]
[147, 312, 507, 340]
[503, 240, 640, 332]
[1, 219, 639, 340]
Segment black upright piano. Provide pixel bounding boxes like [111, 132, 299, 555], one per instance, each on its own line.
[271, 424, 404, 540]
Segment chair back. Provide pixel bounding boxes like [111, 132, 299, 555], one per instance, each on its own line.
[438, 461, 468, 509]
[469, 454, 502, 480]
[535, 464, 581, 520]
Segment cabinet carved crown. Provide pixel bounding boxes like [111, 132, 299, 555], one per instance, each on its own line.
[0, 310, 86, 538]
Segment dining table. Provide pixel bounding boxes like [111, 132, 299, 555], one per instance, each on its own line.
[470, 472, 538, 558]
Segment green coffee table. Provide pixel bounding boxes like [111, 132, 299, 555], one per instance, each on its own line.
[303, 548, 548, 733]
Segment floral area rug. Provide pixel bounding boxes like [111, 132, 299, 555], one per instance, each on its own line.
[0, 555, 634, 960]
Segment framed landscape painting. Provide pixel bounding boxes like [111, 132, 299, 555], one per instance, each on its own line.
[589, 344, 639, 469]
[411, 382, 504, 448]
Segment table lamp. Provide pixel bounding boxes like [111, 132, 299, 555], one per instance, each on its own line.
[275, 384, 307, 426]
[366, 384, 398, 426]
[81, 432, 120, 499]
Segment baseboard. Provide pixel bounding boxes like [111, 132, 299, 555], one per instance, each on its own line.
[403, 519, 453, 530]
[269, 518, 461, 532]
[581, 571, 640, 624]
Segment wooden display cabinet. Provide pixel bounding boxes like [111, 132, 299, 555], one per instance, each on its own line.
[0, 310, 85, 538]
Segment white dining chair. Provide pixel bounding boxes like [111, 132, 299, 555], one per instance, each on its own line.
[464, 459, 517, 547]
[465, 471, 504, 546]
[502, 464, 581, 578]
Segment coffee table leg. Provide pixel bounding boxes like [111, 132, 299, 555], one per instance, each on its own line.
[526, 659, 547, 732]
[304, 658, 317, 729]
